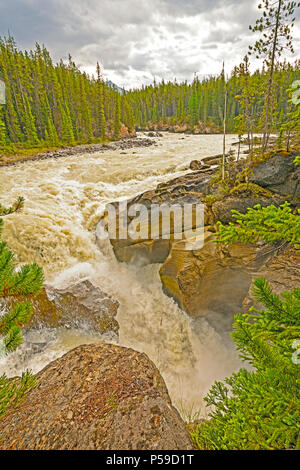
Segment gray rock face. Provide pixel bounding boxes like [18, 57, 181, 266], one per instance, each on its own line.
[0, 344, 194, 450]
[99, 170, 213, 264]
[211, 194, 285, 225]
[250, 153, 300, 202]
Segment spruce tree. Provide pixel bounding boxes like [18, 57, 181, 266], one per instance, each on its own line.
[96, 62, 106, 140]
[114, 92, 121, 140]
[0, 105, 7, 146]
[249, 0, 300, 152]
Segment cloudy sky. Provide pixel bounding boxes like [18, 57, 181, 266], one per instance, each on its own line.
[0, 0, 299, 89]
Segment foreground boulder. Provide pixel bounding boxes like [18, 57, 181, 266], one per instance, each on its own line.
[0, 344, 194, 450]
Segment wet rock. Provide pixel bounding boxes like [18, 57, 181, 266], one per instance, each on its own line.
[243, 245, 300, 311]
[190, 160, 211, 171]
[100, 170, 212, 264]
[159, 232, 273, 328]
[201, 155, 222, 166]
[1, 280, 119, 337]
[110, 238, 171, 265]
[0, 344, 194, 450]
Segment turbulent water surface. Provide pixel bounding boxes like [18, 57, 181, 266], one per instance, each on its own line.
[0, 133, 243, 418]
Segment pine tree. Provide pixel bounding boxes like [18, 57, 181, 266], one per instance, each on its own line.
[96, 62, 106, 140]
[249, 0, 300, 152]
[23, 95, 40, 146]
[234, 56, 257, 153]
[60, 104, 75, 145]
[0, 202, 42, 419]
[114, 92, 121, 140]
[0, 105, 7, 146]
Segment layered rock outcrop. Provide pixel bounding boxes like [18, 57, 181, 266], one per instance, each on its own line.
[0, 344, 194, 450]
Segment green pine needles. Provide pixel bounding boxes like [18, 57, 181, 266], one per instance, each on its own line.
[0, 202, 43, 420]
[0, 371, 36, 419]
[191, 278, 300, 450]
[216, 202, 300, 247]
[0, 217, 43, 351]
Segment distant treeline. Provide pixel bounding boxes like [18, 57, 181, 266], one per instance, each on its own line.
[126, 60, 300, 132]
[0, 36, 299, 151]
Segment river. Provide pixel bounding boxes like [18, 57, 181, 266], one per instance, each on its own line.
[0, 132, 243, 418]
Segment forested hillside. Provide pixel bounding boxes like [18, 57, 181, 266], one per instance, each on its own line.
[0, 36, 299, 155]
[0, 37, 134, 152]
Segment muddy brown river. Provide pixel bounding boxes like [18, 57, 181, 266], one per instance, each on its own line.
[0, 133, 243, 418]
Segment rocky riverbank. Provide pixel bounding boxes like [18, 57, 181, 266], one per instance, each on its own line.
[0, 134, 156, 168]
[103, 150, 300, 329]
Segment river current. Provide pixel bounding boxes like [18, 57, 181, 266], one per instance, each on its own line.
[0, 133, 243, 418]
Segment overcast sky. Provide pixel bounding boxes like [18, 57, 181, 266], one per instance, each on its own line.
[0, 0, 299, 89]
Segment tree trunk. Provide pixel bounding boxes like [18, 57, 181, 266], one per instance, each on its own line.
[262, 0, 282, 153]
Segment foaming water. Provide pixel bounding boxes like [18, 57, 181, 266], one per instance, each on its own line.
[0, 133, 242, 416]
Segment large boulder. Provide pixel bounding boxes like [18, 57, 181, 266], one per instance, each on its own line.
[0, 344, 194, 450]
[99, 170, 213, 265]
[159, 233, 273, 328]
[249, 153, 300, 203]
[160, 236, 300, 326]
[0, 280, 119, 336]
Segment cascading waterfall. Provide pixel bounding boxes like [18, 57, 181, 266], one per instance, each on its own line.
[0, 133, 243, 417]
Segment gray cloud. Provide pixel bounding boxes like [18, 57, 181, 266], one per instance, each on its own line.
[0, 0, 299, 88]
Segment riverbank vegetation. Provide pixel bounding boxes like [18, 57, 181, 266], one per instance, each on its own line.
[0, 199, 43, 419]
[190, 277, 300, 450]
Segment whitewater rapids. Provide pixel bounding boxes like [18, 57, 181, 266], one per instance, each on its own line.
[0, 133, 242, 418]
